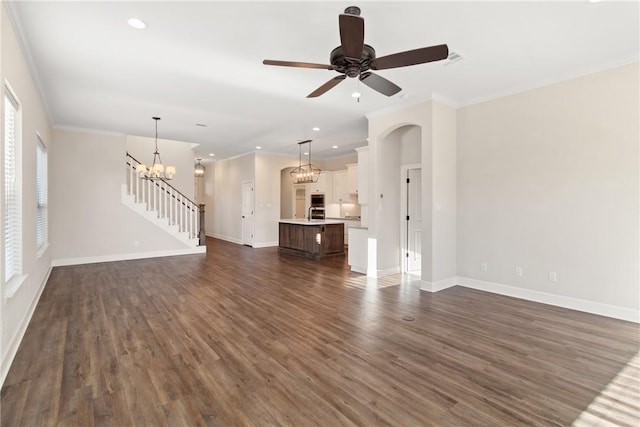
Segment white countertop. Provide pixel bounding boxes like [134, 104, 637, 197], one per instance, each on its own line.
[279, 219, 345, 226]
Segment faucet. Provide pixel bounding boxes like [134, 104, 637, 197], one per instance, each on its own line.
[307, 206, 316, 221]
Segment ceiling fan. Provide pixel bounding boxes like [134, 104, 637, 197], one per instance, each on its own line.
[263, 6, 449, 98]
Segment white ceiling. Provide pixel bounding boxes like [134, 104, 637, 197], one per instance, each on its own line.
[6, 1, 639, 161]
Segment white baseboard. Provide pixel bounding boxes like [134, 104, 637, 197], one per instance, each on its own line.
[420, 276, 457, 293]
[208, 233, 242, 245]
[456, 276, 640, 323]
[367, 266, 400, 278]
[253, 241, 278, 249]
[1, 265, 52, 387]
[350, 265, 367, 274]
[52, 246, 206, 267]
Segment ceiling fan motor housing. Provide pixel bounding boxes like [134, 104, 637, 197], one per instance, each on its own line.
[330, 44, 376, 77]
[344, 6, 361, 16]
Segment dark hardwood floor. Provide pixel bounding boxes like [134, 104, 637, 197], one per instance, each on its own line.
[2, 237, 639, 426]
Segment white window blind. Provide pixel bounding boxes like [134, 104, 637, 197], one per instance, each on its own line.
[4, 90, 22, 284]
[36, 136, 47, 250]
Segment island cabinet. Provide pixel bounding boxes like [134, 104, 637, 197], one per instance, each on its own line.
[279, 221, 344, 259]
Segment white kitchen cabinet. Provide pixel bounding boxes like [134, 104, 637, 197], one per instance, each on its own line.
[355, 147, 369, 204]
[347, 163, 358, 194]
[307, 171, 331, 196]
[342, 219, 361, 245]
[348, 227, 368, 274]
[331, 171, 349, 203]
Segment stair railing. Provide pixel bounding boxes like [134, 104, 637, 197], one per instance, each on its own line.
[125, 152, 205, 245]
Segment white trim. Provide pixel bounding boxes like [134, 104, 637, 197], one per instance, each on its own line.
[367, 266, 400, 278]
[350, 265, 367, 274]
[36, 242, 50, 259]
[51, 247, 206, 267]
[458, 56, 639, 108]
[430, 92, 459, 109]
[420, 276, 457, 293]
[207, 232, 242, 245]
[4, 274, 27, 300]
[365, 92, 459, 120]
[456, 276, 640, 324]
[2, 3, 53, 123]
[253, 241, 278, 248]
[52, 124, 124, 137]
[1, 265, 51, 387]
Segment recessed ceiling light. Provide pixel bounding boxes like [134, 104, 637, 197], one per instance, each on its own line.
[303, 152, 309, 155]
[332, 145, 338, 149]
[312, 127, 320, 131]
[256, 146, 262, 150]
[209, 153, 215, 157]
[128, 18, 147, 29]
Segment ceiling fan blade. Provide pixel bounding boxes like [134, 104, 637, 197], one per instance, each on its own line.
[372, 44, 449, 70]
[359, 72, 401, 97]
[263, 59, 333, 70]
[339, 14, 365, 61]
[307, 75, 347, 98]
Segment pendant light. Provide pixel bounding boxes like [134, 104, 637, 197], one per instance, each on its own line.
[136, 117, 176, 180]
[290, 139, 321, 184]
[194, 158, 205, 177]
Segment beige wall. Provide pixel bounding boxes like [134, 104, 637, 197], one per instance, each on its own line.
[1, 4, 53, 384]
[51, 128, 189, 261]
[126, 134, 196, 199]
[255, 153, 298, 246]
[457, 62, 639, 313]
[208, 153, 255, 243]
[323, 152, 358, 171]
[367, 100, 457, 283]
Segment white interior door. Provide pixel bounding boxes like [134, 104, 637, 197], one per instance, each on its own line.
[241, 180, 254, 246]
[406, 168, 422, 272]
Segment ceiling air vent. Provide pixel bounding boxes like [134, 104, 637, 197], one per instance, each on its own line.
[444, 51, 464, 65]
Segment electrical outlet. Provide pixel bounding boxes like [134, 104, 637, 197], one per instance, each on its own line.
[549, 272, 558, 282]
[515, 266, 523, 277]
[481, 262, 488, 272]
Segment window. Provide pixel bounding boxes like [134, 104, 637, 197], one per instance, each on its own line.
[4, 86, 22, 284]
[36, 135, 47, 251]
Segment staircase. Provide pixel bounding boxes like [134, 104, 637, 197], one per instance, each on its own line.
[122, 153, 205, 251]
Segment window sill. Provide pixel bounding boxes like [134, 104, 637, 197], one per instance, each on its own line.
[36, 242, 50, 259]
[5, 274, 27, 301]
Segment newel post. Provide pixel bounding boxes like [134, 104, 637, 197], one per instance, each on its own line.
[198, 204, 206, 246]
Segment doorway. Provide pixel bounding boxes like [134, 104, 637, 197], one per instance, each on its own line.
[295, 187, 306, 219]
[241, 180, 254, 246]
[402, 166, 422, 273]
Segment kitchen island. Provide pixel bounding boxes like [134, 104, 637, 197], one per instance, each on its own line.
[279, 219, 344, 259]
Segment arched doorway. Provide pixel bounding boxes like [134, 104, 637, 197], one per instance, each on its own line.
[376, 124, 423, 275]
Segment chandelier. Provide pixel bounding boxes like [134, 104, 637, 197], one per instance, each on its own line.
[290, 140, 321, 184]
[194, 159, 205, 177]
[136, 117, 175, 180]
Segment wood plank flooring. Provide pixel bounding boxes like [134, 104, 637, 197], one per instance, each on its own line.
[2, 237, 639, 426]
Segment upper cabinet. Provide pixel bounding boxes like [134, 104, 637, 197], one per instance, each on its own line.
[307, 171, 331, 196]
[331, 171, 349, 203]
[346, 163, 358, 195]
[355, 147, 369, 204]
